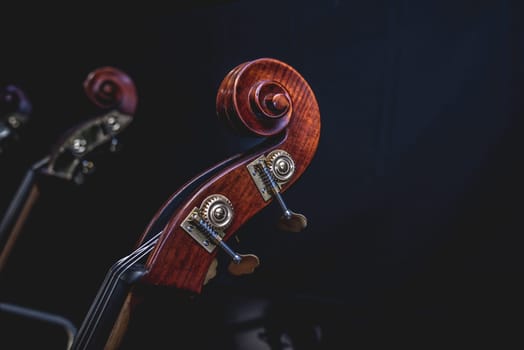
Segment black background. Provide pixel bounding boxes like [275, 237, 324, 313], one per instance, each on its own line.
[1, 1, 523, 349]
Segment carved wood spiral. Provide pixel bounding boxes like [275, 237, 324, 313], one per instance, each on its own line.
[83, 66, 138, 115]
[139, 58, 321, 293]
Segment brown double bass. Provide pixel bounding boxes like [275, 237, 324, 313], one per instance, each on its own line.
[0, 67, 138, 271]
[70, 58, 321, 349]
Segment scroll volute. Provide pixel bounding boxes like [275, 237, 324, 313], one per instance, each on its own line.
[44, 66, 138, 182]
[141, 58, 321, 293]
[0, 85, 32, 149]
[83, 66, 138, 115]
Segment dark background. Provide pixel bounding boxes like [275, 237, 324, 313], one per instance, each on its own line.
[1, 0, 523, 349]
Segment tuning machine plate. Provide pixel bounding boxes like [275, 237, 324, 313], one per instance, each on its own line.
[181, 208, 223, 253]
[181, 194, 234, 253]
[247, 149, 295, 201]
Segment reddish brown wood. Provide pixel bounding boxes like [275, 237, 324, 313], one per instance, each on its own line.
[83, 66, 138, 115]
[140, 58, 321, 293]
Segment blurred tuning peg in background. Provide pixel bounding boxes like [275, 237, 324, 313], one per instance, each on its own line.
[0, 85, 32, 155]
[41, 66, 138, 184]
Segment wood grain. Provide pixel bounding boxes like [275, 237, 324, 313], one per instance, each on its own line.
[140, 58, 321, 293]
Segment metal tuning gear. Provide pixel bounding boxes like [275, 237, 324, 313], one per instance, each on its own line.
[0, 85, 32, 155]
[44, 110, 132, 184]
[181, 194, 260, 276]
[247, 149, 307, 232]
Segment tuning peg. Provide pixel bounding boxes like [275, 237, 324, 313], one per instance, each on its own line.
[109, 137, 121, 153]
[227, 254, 260, 276]
[181, 195, 262, 277]
[277, 211, 308, 233]
[250, 150, 308, 232]
[81, 160, 95, 174]
[73, 160, 95, 184]
[190, 214, 259, 275]
[269, 185, 307, 232]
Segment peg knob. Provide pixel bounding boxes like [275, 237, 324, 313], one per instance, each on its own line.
[227, 254, 260, 276]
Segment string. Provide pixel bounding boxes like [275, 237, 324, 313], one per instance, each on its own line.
[71, 231, 161, 349]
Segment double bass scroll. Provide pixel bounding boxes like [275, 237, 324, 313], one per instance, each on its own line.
[142, 57, 321, 290]
[71, 58, 321, 350]
[0, 67, 138, 271]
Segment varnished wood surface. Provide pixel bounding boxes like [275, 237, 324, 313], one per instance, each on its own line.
[141, 58, 321, 293]
[83, 66, 138, 115]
